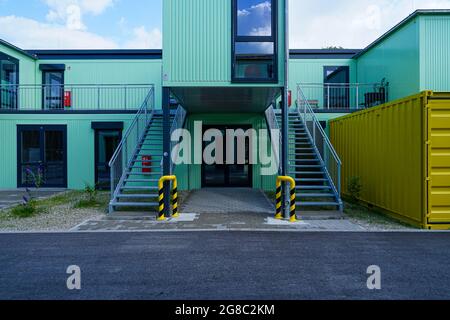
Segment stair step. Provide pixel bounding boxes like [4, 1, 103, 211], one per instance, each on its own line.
[297, 178, 328, 182]
[130, 165, 161, 169]
[297, 193, 336, 198]
[111, 202, 158, 207]
[292, 171, 325, 175]
[296, 185, 332, 190]
[124, 179, 159, 183]
[126, 172, 162, 176]
[291, 165, 324, 168]
[297, 202, 340, 207]
[117, 194, 158, 199]
[120, 186, 159, 190]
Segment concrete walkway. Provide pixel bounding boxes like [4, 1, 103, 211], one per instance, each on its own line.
[181, 188, 274, 214]
[73, 188, 363, 231]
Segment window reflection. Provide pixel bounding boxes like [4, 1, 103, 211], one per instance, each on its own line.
[237, 0, 272, 37]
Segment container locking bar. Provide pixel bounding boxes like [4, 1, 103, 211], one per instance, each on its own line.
[276, 176, 297, 222]
[158, 175, 179, 221]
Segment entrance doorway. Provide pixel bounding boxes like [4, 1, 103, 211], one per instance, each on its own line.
[94, 129, 122, 190]
[17, 125, 67, 188]
[202, 125, 252, 188]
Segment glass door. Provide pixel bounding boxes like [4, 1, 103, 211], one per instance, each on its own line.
[43, 71, 64, 110]
[202, 125, 252, 188]
[0, 53, 19, 110]
[95, 130, 122, 190]
[18, 125, 67, 188]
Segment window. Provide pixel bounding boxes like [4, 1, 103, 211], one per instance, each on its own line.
[232, 0, 277, 82]
[17, 125, 67, 188]
[0, 53, 19, 109]
[323, 66, 350, 109]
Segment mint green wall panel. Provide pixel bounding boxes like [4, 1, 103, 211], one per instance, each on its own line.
[0, 114, 134, 190]
[419, 15, 450, 92]
[356, 18, 420, 101]
[0, 43, 37, 85]
[163, 0, 285, 87]
[174, 113, 277, 191]
[289, 59, 356, 109]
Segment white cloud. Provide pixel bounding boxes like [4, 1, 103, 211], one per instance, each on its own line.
[289, 0, 450, 49]
[124, 26, 162, 49]
[44, 0, 114, 31]
[0, 15, 117, 49]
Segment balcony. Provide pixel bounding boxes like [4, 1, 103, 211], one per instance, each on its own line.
[297, 83, 389, 111]
[0, 84, 154, 112]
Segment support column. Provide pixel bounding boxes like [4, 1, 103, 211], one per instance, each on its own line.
[281, 87, 290, 219]
[162, 87, 172, 217]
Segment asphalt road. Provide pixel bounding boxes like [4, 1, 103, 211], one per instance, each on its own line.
[0, 231, 449, 300]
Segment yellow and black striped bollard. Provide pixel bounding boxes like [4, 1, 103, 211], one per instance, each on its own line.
[158, 175, 179, 221]
[172, 178, 179, 218]
[275, 180, 283, 219]
[275, 176, 297, 223]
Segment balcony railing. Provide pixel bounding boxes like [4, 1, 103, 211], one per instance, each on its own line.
[0, 84, 153, 111]
[298, 83, 389, 110]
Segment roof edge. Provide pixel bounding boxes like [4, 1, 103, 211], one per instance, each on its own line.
[354, 9, 450, 59]
[0, 39, 38, 60]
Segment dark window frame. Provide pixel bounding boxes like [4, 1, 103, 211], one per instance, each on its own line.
[42, 69, 65, 110]
[17, 124, 68, 188]
[0, 52, 19, 110]
[323, 66, 350, 110]
[201, 125, 254, 188]
[231, 0, 278, 83]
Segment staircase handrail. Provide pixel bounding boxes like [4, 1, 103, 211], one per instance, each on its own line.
[264, 105, 282, 174]
[297, 85, 342, 198]
[108, 86, 155, 200]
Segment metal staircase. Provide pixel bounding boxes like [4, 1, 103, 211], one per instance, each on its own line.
[108, 87, 185, 213]
[109, 113, 172, 212]
[275, 112, 342, 210]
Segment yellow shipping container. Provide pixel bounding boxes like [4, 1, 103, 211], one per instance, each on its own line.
[330, 91, 450, 229]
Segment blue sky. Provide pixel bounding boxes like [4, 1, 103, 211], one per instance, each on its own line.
[0, 0, 450, 49]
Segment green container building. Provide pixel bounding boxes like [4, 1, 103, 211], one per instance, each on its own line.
[0, 6, 449, 215]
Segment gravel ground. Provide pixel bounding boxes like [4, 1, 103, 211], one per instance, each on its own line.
[0, 191, 106, 232]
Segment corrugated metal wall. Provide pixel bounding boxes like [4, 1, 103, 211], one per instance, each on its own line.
[330, 91, 450, 229]
[355, 17, 421, 101]
[427, 95, 450, 227]
[163, 0, 231, 85]
[419, 15, 450, 93]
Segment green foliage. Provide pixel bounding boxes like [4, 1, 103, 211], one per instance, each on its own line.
[73, 183, 100, 209]
[348, 177, 362, 202]
[11, 200, 38, 218]
[84, 183, 98, 202]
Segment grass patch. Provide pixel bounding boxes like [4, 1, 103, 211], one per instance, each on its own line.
[11, 202, 40, 218]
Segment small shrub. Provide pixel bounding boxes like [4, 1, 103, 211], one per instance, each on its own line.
[348, 177, 362, 203]
[11, 200, 38, 218]
[84, 183, 98, 202]
[73, 183, 99, 209]
[12, 166, 45, 219]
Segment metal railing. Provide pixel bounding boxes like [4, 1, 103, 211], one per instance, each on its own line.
[264, 105, 282, 174]
[108, 87, 155, 204]
[297, 85, 342, 201]
[0, 84, 153, 111]
[161, 105, 188, 175]
[298, 83, 388, 110]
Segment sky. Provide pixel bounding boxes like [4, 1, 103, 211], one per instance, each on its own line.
[0, 0, 450, 50]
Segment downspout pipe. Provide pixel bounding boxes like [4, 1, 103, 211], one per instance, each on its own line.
[282, 0, 290, 218]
